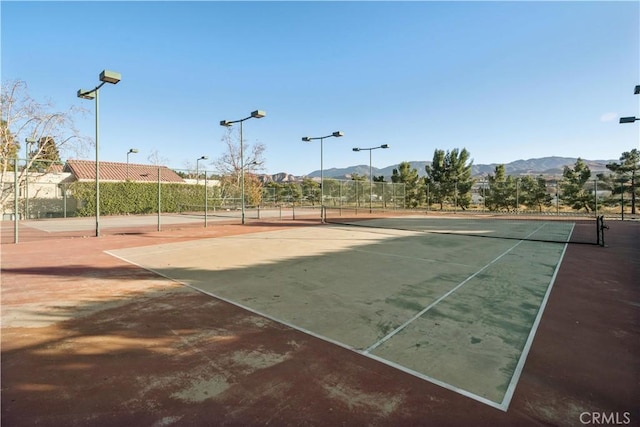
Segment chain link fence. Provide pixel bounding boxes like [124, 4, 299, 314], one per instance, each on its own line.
[261, 179, 406, 210]
[425, 177, 638, 218]
[1, 160, 637, 244]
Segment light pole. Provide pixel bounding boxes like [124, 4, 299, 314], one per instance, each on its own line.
[352, 144, 389, 213]
[220, 110, 266, 224]
[126, 148, 138, 180]
[196, 155, 208, 184]
[302, 131, 343, 219]
[24, 137, 36, 219]
[77, 70, 121, 237]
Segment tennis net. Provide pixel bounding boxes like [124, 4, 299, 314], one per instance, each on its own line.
[323, 208, 605, 245]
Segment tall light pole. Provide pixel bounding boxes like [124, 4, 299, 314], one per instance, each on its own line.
[126, 148, 138, 180]
[196, 155, 208, 184]
[77, 70, 121, 237]
[24, 137, 36, 219]
[302, 131, 343, 219]
[220, 110, 266, 224]
[352, 144, 389, 213]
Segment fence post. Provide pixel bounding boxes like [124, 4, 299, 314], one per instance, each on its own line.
[620, 179, 625, 221]
[157, 167, 161, 231]
[24, 160, 29, 220]
[204, 173, 208, 228]
[594, 179, 598, 218]
[63, 185, 67, 218]
[14, 158, 19, 243]
[556, 181, 560, 215]
[426, 183, 430, 213]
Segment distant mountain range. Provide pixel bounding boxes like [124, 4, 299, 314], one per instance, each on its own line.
[260, 157, 614, 183]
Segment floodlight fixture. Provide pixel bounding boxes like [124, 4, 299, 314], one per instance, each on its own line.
[634, 85, 640, 95]
[352, 148, 360, 152]
[220, 110, 266, 128]
[77, 89, 96, 100]
[99, 70, 121, 85]
[619, 116, 639, 124]
[128, 148, 139, 154]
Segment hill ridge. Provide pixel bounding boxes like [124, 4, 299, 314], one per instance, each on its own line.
[259, 156, 613, 183]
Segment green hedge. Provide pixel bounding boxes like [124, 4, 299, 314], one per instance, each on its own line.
[70, 181, 212, 216]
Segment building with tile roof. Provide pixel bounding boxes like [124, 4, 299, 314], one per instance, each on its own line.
[64, 160, 185, 183]
[1, 160, 194, 218]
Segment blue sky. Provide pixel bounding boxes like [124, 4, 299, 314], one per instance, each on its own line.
[2, 1, 639, 176]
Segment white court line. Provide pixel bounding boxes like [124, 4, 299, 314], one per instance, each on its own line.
[498, 222, 574, 410]
[363, 223, 550, 355]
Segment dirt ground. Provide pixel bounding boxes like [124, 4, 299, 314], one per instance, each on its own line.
[1, 219, 638, 426]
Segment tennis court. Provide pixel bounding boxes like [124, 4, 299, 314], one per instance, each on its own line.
[107, 216, 571, 410]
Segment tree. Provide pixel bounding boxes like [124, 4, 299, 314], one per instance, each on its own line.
[147, 149, 169, 166]
[301, 177, 320, 205]
[392, 161, 424, 208]
[604, 149, 639, 215]
[424, 150, 446, 208]
[30, 136, 62, 170]
[285, 182, 303, 205]
[213, 127, 266, 208]
[560, 158, 595, 212]
[244, 173, 263, 207]
[264, 181, 283, 205]
[425, 148, 474, 210]
[520, 175, 553, 212]
[0, 119, 18, 170]
[1, 79, 89, 209]
[322, 178, 342, 207]
[484, 164, 517, 211]
[265, 181, 305, 206]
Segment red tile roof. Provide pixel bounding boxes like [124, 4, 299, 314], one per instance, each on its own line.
[47, 164, 65, 173]
[64, 160, 185, 183]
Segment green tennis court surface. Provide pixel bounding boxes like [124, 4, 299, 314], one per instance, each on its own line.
[107, 219, 568, 410]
